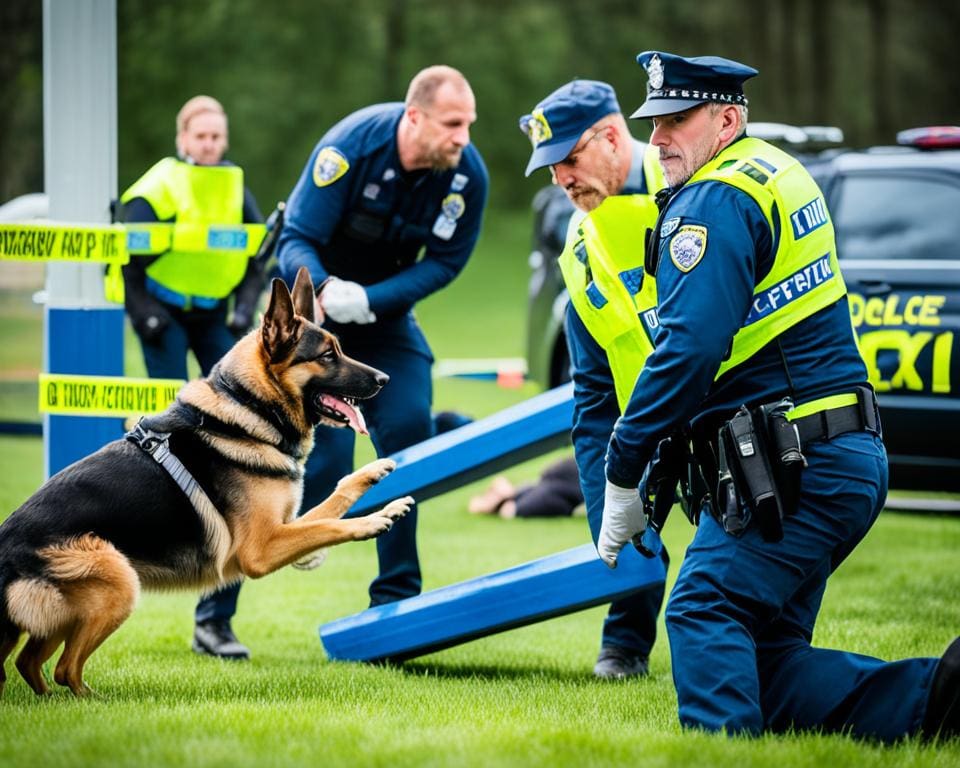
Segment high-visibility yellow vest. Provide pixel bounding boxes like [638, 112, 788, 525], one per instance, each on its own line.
[109, 158, 248, 302]
[558, 145, 665, 411]
[683, 137, 848, 377]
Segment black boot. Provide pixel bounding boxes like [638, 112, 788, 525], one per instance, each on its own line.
[192, 619, 251, 660]
[593, 645, 649, 680]
[922, 636, 960, 740]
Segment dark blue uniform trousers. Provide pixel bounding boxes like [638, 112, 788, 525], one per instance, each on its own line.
[665, 431, 938, 741]
[587, 500, 668, 659]
[300, 315, 434, 606]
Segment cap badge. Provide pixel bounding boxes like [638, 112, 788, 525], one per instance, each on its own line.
[647, 54, 664, 90]
[524, 108, 553, 148]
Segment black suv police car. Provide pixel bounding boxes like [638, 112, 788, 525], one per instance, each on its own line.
[525, 126, 960, 492]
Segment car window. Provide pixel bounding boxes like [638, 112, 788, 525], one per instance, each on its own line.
[833, 173, 960, 260]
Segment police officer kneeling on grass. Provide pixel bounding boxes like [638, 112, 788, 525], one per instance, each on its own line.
[595, 51, 960, 741]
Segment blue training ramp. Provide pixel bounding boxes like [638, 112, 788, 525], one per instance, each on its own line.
[320, 542, 667, 663]
[348, 383, 574, 516]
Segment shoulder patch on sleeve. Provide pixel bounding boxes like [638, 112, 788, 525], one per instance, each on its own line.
[312, 147, 350, 187]
[669, 225, 707, 273]
[440, 193, 466, 220]
[660, 216, 681, 239]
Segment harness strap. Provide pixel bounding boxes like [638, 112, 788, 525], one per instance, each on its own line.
[126, 422, 229, 580]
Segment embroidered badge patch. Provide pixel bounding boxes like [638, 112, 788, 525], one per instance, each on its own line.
[669, 225, 708, 272]
[441, 193, 466, 220]
[313, 147, 349, 187]
[660, 217, 681, 239]
[451, 173, 469, 192]
[524, 108, 553, 147]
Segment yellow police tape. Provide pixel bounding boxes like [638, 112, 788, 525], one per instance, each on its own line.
[39, 373, 185, 418]
[0, 222, 266, 263]
[0, 222, 127, 263]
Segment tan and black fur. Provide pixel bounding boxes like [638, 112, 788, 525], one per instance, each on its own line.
[0, 267, 412, 696]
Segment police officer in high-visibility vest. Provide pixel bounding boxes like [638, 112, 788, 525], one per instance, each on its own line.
[596, 51, 959, 740]
[519, 80, 669, 679]
[277, 66, 488, 609]
[117, 95, 264, 660]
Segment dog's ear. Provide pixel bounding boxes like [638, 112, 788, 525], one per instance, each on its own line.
[261, 278, 298, 362]
[291, 266, 315, 323]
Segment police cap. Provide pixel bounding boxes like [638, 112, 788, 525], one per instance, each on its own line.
[631, 52, 758, 119]
[519, 80, 620, 177]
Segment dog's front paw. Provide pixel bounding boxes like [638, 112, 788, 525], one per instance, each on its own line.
[361, 458, 397, 484]
[378, 495, 413, 521]
[353, 496, 414, 540]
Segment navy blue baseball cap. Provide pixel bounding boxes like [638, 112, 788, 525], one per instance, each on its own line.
[630, 52, 758, 119]
[519, 80, 620, 177]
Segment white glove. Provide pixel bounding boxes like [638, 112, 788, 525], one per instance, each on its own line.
[320, 278, 376, 324]
[597, 480, 647, 568]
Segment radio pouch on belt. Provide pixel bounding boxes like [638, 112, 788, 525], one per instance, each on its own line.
[718, 405, 785, 542]
[760, 398, 806, 521]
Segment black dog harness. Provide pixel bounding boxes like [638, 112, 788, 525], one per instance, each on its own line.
[126, 421, 229, 579]
[126, 422, 218, 515]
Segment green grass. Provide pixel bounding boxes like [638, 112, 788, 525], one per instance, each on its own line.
[2, 210, 960, 765]
[1, 431, 959, 767]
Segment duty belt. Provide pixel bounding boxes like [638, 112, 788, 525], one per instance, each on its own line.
[785, 387, 881, 445]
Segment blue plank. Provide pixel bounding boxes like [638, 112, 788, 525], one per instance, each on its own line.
[320, 542, 666, 663]
[349, 383, 574, 515]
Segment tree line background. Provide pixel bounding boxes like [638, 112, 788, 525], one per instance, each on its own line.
[2, 0, 959, 213]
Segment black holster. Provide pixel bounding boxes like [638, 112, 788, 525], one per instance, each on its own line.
[715, 398, 805, 542]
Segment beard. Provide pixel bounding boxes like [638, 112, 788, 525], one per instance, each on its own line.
[565, 157, 621, 212]
[567, 187, 605, 212]
[425, 146, 463, 172]
[660, 133, 719, 188]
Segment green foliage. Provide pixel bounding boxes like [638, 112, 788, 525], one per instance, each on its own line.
[3, 0, 960, 208]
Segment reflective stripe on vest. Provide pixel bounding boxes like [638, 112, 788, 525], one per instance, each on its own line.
[118, 158, 248, 300]
[558, 145, 664, 411]
[684, 137, 848, 378]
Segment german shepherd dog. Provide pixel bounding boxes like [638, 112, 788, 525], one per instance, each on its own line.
[0, 266, 413, 696]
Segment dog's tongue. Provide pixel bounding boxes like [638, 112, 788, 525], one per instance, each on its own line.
[319, 394, 368, 435]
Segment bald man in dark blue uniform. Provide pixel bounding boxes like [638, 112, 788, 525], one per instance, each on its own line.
[595, 51, 958, 741]
[278, 65, 488, 608]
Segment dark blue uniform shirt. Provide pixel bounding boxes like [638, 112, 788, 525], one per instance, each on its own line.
[277, 103, 489, 320]
[597, 171, 868, 489]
